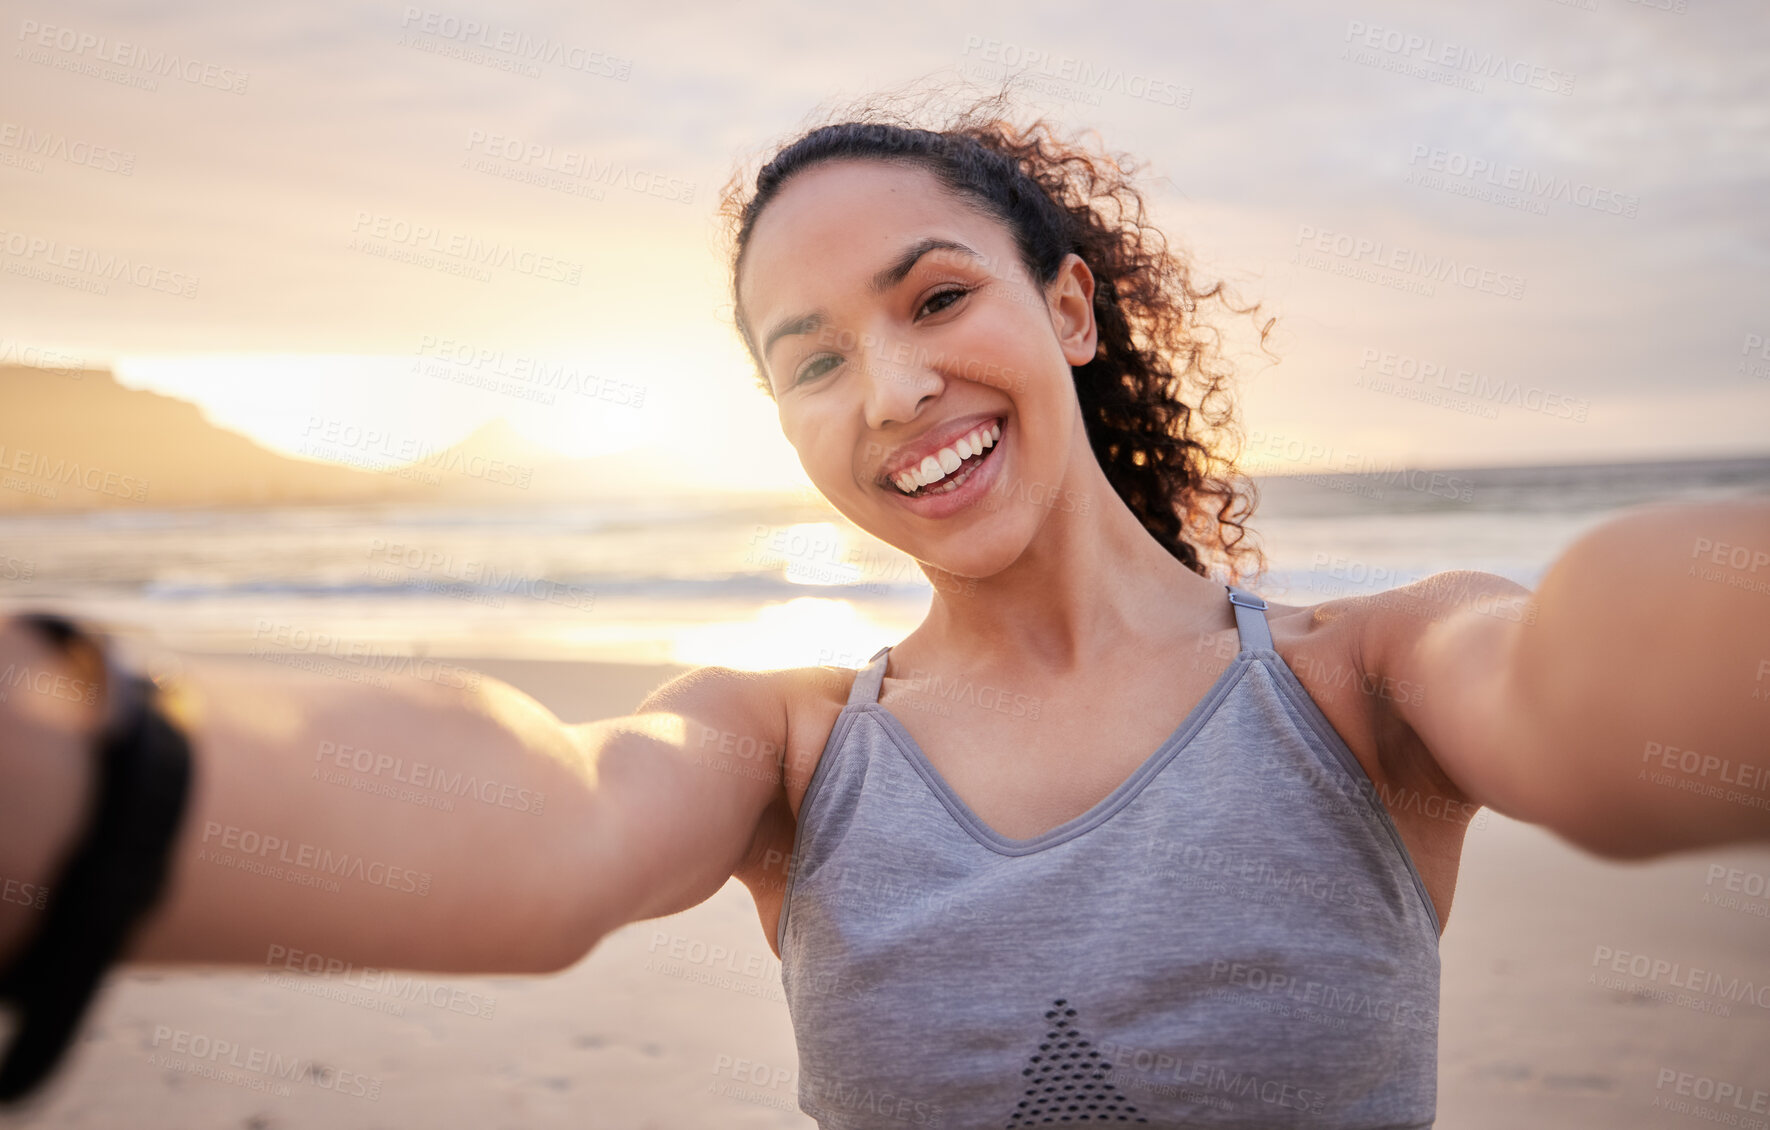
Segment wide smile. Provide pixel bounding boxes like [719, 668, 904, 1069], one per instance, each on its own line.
[881, 416, 1008, 518]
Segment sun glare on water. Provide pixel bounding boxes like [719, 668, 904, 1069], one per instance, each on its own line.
[668, 596, 898, 671]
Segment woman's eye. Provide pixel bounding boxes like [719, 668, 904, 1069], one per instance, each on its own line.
[790, 287, 971, 388]
[918, 286, 970, 318]
[793, 354, 840, 385]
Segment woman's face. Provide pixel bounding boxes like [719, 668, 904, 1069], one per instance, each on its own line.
[737, 158, 1098, 581]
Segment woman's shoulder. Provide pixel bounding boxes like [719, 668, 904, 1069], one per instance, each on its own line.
[1256, 570, 1525, 799]
[632, 659, 860, 826]
[1257, 569, 1528, 685]
[1251, 587, 1393, 758]
[705, 658, 873, 813]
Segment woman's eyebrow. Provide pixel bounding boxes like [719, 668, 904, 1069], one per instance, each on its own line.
[761, 237, 984, 363]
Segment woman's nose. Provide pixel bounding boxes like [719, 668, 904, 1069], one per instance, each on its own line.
[860, 351, 944, 431]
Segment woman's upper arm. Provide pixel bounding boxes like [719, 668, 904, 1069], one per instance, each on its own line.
[574, 664, 791, 930]
[1364, 571, 1545, 830]
[103, 654, 787, 976]
[1372, 513, 1770, 860]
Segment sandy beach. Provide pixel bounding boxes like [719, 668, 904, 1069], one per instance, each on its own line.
[1, 653, 1765, 1129]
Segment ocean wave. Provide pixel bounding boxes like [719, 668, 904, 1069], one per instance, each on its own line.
[134, 572, 928, 603]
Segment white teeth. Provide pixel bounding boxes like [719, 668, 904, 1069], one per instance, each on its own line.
[888, 418, 1005, 496]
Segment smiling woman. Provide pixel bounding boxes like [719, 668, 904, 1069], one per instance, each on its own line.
[1, 78, 1766, 1130]
[700, 83, 1467, 1129]
[695, 81, 1768, 1128]
[717, 84, 1270, 585]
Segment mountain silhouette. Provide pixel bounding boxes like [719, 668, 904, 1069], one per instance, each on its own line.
[0, 364, 682, 511]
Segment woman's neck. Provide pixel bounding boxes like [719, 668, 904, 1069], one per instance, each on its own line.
[909, 435, 1233, 678]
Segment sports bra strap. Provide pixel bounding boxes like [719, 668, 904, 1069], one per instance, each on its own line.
[846, 645, 891, 706]
[1226, 584, 1272, 651]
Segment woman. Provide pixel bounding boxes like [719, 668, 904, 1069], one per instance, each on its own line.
[2, 89, 1766, 1127]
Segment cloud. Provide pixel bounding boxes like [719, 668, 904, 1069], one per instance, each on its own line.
[3, 0, 1764, 474]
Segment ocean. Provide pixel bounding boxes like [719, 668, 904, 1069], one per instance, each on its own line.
[0, 454, 1764, 671]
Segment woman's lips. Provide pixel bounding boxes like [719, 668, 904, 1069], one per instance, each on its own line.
[884, 416, 1009, 517]
[887, 417, 1003, 495]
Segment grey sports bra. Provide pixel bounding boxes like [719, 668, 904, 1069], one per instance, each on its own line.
[776, 584, 1440, 1128]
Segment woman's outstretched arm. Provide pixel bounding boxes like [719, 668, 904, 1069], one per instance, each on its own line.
[0, 618, 787, 977]
[1375, 497, 1770, 859]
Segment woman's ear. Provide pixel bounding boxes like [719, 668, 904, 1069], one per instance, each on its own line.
[1047, 253, 1099, 367]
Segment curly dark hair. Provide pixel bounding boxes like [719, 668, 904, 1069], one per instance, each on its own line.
[715, 77, 1271, 586]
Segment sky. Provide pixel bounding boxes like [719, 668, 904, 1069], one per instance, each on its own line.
[3, 0, 1767, 496]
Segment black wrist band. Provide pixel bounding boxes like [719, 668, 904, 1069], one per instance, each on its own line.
[0, 614, 195, 1103]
